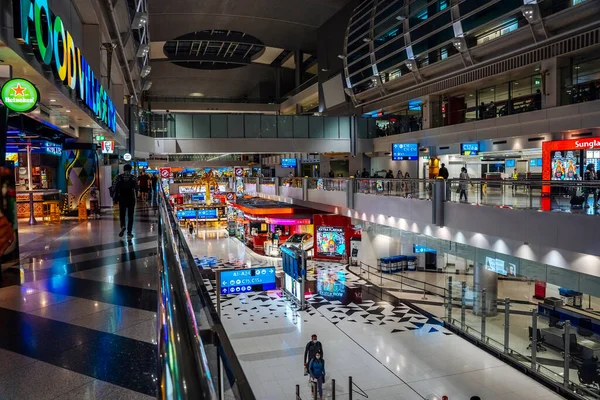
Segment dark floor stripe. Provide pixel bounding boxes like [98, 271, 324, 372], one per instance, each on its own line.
[23, 276, 157, 312]
[0, 307, 156, 396]
[21, 235, 157, 264]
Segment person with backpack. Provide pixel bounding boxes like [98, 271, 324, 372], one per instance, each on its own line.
[308, 351, 326, 400]
[304, 334, 323, 376]
[112, 164, 138, 239]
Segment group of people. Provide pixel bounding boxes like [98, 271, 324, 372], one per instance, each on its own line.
[583, 163, 599, 210]
[355, 168, 412, 180]
[304, 334, 326, 400]
[111, 166, 159, 239]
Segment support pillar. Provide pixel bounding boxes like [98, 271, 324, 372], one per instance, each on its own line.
[473, 262, 498, 316]
[295, 49, 304, 88]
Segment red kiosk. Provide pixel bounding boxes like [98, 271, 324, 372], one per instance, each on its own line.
[541, 137, 600, 210]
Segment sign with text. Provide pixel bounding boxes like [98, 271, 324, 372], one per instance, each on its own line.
[392, 143, 418, 160]
[219, 267, 276, 294]
[1, 78, 39, 113]
[461, 142, 479, 156]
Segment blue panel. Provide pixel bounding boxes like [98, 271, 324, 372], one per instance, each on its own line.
[461, 142, 479, 155]
[281, 158, 297, 168]
[392, 143, 418, 160]
[219, 267, 277, 294]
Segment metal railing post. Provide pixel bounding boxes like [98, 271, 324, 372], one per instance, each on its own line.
[461, 281, 466, 330]
[332, 379, 336, 400]
[504, 297, 510, 354]
[481, 289, 487, 341]
[564, 320, 571, 389]
[349, 376, 353, 400]
[529, 183, 533, 209]
[531, 310, 537, 370]
[296, 384, 300, 400]
[447, 276, 453, 321]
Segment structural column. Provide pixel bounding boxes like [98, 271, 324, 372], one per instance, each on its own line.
[473, 262, 498, 316]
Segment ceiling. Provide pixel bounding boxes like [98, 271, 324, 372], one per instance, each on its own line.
[147, 0, 353, 101]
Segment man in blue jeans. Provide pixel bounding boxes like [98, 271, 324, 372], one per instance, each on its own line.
[308, 351, 325, 400]
[113, 164, 138, 239]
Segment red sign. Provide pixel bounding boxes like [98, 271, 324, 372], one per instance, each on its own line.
[225, 192, 235, 202]
[159, 167, 171, 179]
[234, 167, 244, 177]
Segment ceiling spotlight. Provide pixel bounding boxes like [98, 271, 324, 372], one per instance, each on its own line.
[49, 99, 56, 102]
[141, 65, 152, 78]
[188, 92, 204, 97]
[131, 12, 148, 29]
[321, 68, 329, 72]
[362, 38, 371, 43]
[396, 15, 406, 21]
[136, 44, 150, 58]
[66, 109, 71, 113]
[142, 80, 153, 91]
[86, 124, 91, 127]
[337, 54, 346, 60]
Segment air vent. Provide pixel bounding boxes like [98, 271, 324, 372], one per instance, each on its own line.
[571, 132, 592, 138]
[439, 146, 449, 150]
[493, 140, 507, 145]
[528, 137, 544, 142]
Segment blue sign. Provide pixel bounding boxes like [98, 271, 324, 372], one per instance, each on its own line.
[505, 159, 515, 168]
[176, 209, 197, 219]
[281, 246, 300, 280]
[191, 193, 205, 202]
[461, 142, 479, 156]
[536, 158, 543, 167]
[281, 158, 297, 168]
[220, 267, 277, 294]
[198, 208, 217, 219]
[138, 161, 148, 168]
[529, 159, 536, 167]
[392, 143, 418, 160]
[413, 244, 437, 253]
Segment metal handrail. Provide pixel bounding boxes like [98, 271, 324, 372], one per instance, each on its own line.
[357, 262, 448, 298]
[157, 185, 217, 400]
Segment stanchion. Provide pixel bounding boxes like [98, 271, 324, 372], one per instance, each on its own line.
[331, 379, 336, 400]
[461, 282, 466, 330]
[447, 276, 453, 321]
[349, 376, 353, 400]
[296, 384, 300, 400]
[504, 297, 510, 354]
[481, 289, 487, 341]
[531, 310, 537, 370]
[564, 320, 571, 388]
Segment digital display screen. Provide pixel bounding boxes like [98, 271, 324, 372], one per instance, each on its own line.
[281, 158, 297, 168]
[413, 245, 437, 253]
[219, 267, 276, 294]
[191, 193, 205, 201]
[176, 209, 197, 219]
[461, 143, 479, 156]
[529, 159, 536, 167]
[5, 153, 18, 166]
[505, 159, 515, 168]
[485, 257, 516, 276]
[536, 158, 543, 167]
[138, 161, 148, 168]
[316, 226, 346, 257]
[551, 150, 579, 180]
[392, 143, 418, 160]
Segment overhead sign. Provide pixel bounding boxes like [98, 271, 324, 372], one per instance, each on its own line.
[123, 153, 132, 161]
[101, 141, 114, 154]
[1, 78, 39, 112]
[14, 0, 117, 132]
[392, 143, 418, 160]
[461, 142, 479, 156]
[159, 167, 171, 179]
[219, 267, 276, 294]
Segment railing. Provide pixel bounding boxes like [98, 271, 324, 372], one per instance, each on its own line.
[259, 177, 275, 185]
[293, 376, 368, 400]
[157, 185, 255, 399]
[307, 178, 348, 191]
[354, 178, 435, 200]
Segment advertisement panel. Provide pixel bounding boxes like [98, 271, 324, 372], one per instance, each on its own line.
[315, 226, 346, 257]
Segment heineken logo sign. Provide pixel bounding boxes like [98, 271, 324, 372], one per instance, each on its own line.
[13, 0, 117, 132]
[1, 78, 39, 112]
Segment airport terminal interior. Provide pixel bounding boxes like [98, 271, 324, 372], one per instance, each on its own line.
[2, 0, 600, 399]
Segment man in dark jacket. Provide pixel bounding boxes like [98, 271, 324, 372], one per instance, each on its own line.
[438, 163, 449, 180]
[113, 164, 138, 239]
[304, 334, 323, 375]
[361, 168, 370, 178]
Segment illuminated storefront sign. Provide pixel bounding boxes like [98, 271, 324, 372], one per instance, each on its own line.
[1, 78, 39, 112]
[14, 0, 117, 132]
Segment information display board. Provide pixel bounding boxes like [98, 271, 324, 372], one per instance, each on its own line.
[461, 142, 479, 156]
[281, 158, 297, 168]
[197, 208, 218, 219]
[219, 267, 276, 294]
[176, 210, 197, 219]
[392, 143, 418, 160]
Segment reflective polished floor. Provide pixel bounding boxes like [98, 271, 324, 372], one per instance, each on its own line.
[0, 206, 158, 399]
[187, 231, 563, 400]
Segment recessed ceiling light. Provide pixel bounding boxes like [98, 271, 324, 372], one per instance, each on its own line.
[86, 124, 91, 127]
[50, 99, 56, 102]
[66, 109, 71, 113]
[188, 92, 204, 97]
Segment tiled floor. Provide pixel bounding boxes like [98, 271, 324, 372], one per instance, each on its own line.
[187, 230, 564, 400]
[0, 205, 157, 399]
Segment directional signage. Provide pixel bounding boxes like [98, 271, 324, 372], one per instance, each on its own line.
[159, 167, 171, 179]
[219, 267, 276, 295]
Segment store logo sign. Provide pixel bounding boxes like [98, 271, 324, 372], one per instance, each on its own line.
[13, 0, 117, 132]
[575, 139, 600, 149]
[1, 78, 39, 112]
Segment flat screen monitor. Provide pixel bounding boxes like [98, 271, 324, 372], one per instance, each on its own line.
[392, 143, 418, 160]
[530, 159, 537, 167]
[281, 158, 297, 168]
[461, 142, 479, 156]
[536, 158, 543, 167]
[316, 226, 346, 257]
[138, 161, 148, 168]
[551, 150, 579, 180]
[505, 159, 515, 168]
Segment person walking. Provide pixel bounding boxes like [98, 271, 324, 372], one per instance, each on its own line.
[304, 334, 323, 376]
[459, 167, 470, 202]
[151, 173, 158, 204]
[308, 352, 326, 400]
[138, 170, 150, 204]
[438, 163, 449, 199]
[361, 168, 370, 178]
[113, 164, 138, 239]
[583, 163, 597, 210]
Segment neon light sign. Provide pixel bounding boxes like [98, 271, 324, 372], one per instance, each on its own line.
[13, 0, 117, 132]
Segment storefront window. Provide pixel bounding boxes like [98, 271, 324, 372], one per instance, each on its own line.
[560, 56, 600, 105]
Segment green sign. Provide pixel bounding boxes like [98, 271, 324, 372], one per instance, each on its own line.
[96, 135, 105, 141]
[1, 78, 39, 113]
[14, 0, 117, 132]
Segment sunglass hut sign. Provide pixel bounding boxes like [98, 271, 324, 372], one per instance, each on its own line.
[13, 0, 117, 133]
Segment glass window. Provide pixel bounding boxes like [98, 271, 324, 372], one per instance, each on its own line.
[348, 22, 370, 44]
[375, 27, 404, 47]
[374, 15, 401, 37]
[409, 0, 428, 15]
[475, 18, 521, 45]
[410, 10, 451, 42]
[348, 39, 367, 55]
[461, 0, 523, 33]
[411, 26, 454, 56]
[458, 0, 491, 16]
[350, 68, 374, 85]
[377, 50, 408, 72]
[375, 36, 405, 59]
[348, 43, 370, 63]
[348, 56, 372, 75]
[352, 79, 377, 94]
[351, 11, 371, 29]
